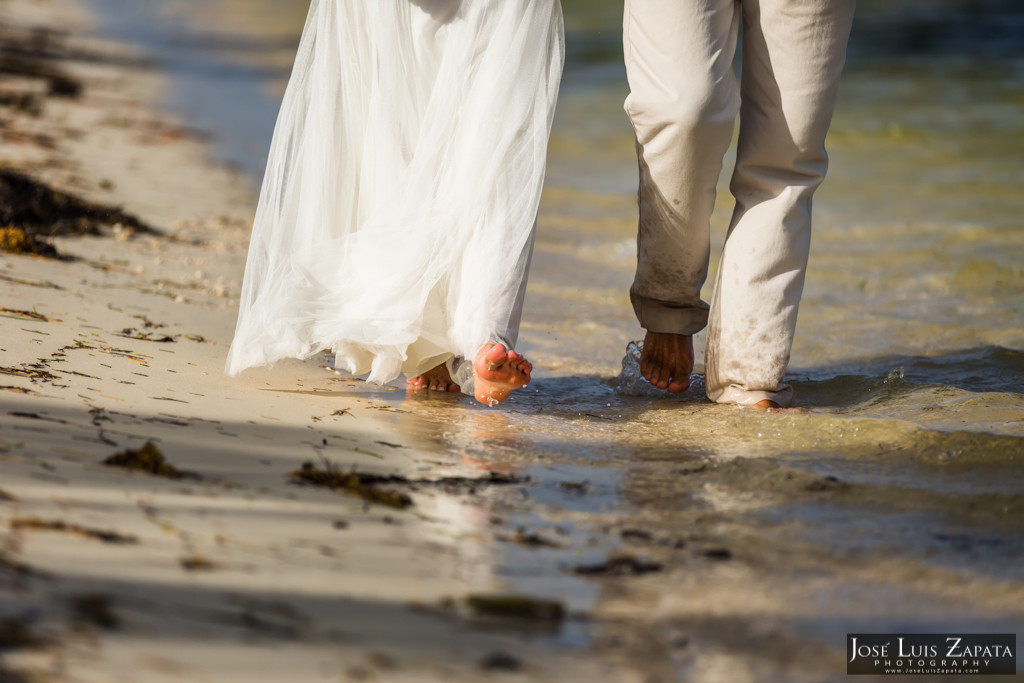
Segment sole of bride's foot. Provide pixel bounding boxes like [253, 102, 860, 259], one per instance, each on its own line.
[406, 363, 460, 393]
[640, 331, 693, 393]
[473, 343, 532, 407]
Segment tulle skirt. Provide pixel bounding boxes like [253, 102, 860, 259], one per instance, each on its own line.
[225, 0, 564, 384]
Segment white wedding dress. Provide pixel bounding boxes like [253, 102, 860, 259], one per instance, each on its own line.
[225, 0, 564, 387]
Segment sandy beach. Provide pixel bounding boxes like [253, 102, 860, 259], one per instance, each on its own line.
[2, 0, 1022, 681]
[0, 1, 617, 680]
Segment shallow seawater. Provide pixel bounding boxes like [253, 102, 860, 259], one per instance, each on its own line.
[80, 0, 1024, 674]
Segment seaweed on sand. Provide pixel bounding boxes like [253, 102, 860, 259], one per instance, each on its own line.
[103, 441, 199, 480]
[465, 594, 566, 621]
[70, 594, 120, 631]
[10, 518, 138, 545]
[116, 327, 177, 343]
[0, 618, 41, 652]
[0, 25, 83, 99]
[0, 226, 58, 258]
[0, 615, 44, 681]
[291, 459, 527, 508]
[179, 554, 216, 572]
[291, 461, 413, 510]
[572, 555, 664, 576]
[497, 528, 566, 549]
[0, 169, 156, 236]
[0, 307, 57, 322]
[0, 170, 158, 258]
[0, 366, 60, 381]
[0, 552, 43, 584]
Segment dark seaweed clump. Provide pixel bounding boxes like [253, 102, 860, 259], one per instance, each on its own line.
[291, 461, 413, 509]
[10, 518, 137, 545]
[0, 169, 156, 257]
[70, 594, 120, 631]
[465, 594, 566, 621]
[0, 26, 83, 99]
[498, 528, 565, 549]
[0, 225, 58, 258]
[103, 441, 198, 480]
[0, 605, 45, 680]
[573, 555, 664, 577]
[480, 652, 522, 672]
[180, 555, 216, 572]
[292, 459, 528, 508]
[0, 27, 157, 258]
[0, 617, 42, 652]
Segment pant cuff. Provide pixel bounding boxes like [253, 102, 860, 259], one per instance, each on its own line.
[707, 383, 794, 408]
[631, 293, 709, 337]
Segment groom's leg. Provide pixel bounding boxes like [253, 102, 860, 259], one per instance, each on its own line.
[623, 0, 741, 389]
[704, 0, 856, 407]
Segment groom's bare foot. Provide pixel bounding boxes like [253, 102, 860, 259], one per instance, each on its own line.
[640, 331, 693, 393]
[473, 343, 532, 406]
[407, 363, 460, 392]
[749, 400, 810, 414]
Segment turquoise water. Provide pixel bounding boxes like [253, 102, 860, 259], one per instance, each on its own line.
[78, 0, 1024, 676]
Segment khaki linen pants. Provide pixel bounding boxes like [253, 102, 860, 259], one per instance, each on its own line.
[624, 0, 856, 406]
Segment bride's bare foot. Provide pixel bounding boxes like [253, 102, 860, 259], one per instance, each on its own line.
[640, 331, 693, 393]
[407, 363, 460, 393]
[473, 343, 532, 406]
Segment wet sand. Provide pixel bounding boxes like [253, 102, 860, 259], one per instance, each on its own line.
[2, 1, 1023, 682]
